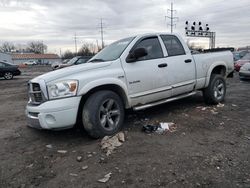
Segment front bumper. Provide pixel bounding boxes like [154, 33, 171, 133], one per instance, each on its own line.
[26, 96, 82, 130]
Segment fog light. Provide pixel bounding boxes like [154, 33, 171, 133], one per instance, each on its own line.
[45, 114, 56, 124]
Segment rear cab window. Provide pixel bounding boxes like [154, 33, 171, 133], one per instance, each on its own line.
[160, 35, 186, 56]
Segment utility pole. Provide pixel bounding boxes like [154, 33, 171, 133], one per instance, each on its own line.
[100, 18, 105, 49]
[74, 33, 77, 54]
[166, 2, 178, 33]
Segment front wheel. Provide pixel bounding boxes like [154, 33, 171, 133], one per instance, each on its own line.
[82, 90, 125, 138]
[4, 72, 13, 80]
[203, 74, 226, 104]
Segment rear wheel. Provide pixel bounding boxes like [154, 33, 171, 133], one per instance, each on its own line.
[4, 72, 13, 80]
[82, 90, 125, 138]
[203, 74, 226, 104]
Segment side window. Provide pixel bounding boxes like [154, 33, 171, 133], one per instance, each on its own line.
[134, 37, 163, 61]
[0, 63, 5, 67]
[160, 35, 185, 56]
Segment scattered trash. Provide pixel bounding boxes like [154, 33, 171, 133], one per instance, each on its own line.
[100, 132, 125, 156]
[46, 144, 52, 149]
[92, 152, 97, 155]
[232, 104, 237, 107]
[217, 103, 224, 108]
[57, 150, 67, 154]
[87, 154, 93, 158]
[196, 106, 208, 111]
[82, 165, 88, 170]
[26, 164, 33, 168]
[142, 122, 176, 134]
[69, 173, 78, 177]
[216, 166, 220, 170]
[219, 122, 225, 125]
[211, 109, 218, 115]
[98, 172, 112, 183]
[76, 156, 82, 162]
[245, 136, 250, 140]
[142, 124, 159, 133]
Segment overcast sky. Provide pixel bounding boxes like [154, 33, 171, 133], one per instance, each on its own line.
[0, 0, 250, 54]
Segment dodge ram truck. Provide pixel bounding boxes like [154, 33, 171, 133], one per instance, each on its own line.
[26, 33, 234, 138]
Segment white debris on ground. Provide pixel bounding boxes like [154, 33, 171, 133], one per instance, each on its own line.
[98, 172, 112, 183]
[57, 150, 67, 154]
[100, 132, 125, 156]
[217, 103, 225, 108]
[156, 122, 176, 134]
[210, 109, 219, 115]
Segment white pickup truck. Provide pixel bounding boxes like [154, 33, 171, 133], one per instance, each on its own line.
[26, 33, 234, 138]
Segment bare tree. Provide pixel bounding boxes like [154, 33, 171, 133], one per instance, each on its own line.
[62, 50, 74, 59]
[0, 42, 15, 52]
[77, 42, 96, 56]
[26, 41, 47, 54]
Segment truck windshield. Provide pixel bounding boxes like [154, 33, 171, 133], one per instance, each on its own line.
[89, 37, 135, 62]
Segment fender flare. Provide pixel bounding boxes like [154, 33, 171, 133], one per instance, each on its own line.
[205, 61, 227, 87]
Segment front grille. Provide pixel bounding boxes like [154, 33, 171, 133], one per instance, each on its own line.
[28, 83, 44, 105]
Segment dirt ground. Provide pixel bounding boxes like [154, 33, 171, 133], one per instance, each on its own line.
[0, 66, 249, 188]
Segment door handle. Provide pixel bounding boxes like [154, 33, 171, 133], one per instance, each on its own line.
[158, 63, 168, 68]
[185, 59, 192, 63]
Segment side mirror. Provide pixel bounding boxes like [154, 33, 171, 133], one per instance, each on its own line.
[126, 48, 148, 63]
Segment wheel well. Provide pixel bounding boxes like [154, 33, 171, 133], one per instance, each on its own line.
[75, 84, 129, 127]
[211, 65, 226, 77]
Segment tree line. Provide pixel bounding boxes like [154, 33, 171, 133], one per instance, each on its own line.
[0, 41, 100, 59]
[0, 41, 47, 54]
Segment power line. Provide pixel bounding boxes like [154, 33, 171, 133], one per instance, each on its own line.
[74, 33, 77, 54]
[166, 2, 178, 33]
[100, 18, 105, 49]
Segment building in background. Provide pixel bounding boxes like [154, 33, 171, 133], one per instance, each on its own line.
[0, 52, 13, 63]
[12, 53, 61, 65]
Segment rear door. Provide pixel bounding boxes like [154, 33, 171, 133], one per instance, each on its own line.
[122, 36, 172, 104]
[0, 62, 6, 76]
[160, 35, 196, 96]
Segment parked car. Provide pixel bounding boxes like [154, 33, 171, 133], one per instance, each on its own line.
[0, 61, 21, 80]
[51, 56, 92, 70]
[26, 33, 234, 138]
[239, 63, 250, 80]
[23, 60, 37, 66]
[234, 53, 250, 71]
[233, 50, 248, 62]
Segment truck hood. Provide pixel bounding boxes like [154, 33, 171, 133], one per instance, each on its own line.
[32, 61, 112, 83]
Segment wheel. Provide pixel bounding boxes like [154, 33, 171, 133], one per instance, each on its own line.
[82, 90, 125, 138]
[203, 74, 226, 104]
[4, 72, 13, 80]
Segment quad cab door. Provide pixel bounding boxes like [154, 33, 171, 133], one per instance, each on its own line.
[159, 35, 196, 96]
[121, 36, 172, 106]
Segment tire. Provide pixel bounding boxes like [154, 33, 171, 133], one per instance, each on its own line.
[4, 72, 13, 80]
[82, 90, 125, 138]
[203, 74, 226, 104]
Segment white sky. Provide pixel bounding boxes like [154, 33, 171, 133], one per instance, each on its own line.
[0, 0, 250, 54]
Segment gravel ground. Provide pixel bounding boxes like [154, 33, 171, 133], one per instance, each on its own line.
[0, 66, 249, 188]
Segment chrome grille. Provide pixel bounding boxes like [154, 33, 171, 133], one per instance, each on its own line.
[28, 82, 44, 105]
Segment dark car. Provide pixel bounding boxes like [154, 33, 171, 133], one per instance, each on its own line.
[0, 61, 21, 80]
[51, 56, 92, 70]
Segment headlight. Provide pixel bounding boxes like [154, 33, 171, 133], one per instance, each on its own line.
[47, 80, 78, 99]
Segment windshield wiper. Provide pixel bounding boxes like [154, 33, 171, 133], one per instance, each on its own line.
[89, 58, 105, 63]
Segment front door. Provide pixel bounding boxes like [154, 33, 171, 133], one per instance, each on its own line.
[121, 36, 172, 105]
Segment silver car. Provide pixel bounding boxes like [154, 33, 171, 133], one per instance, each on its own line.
[239, 63, 250, 80]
